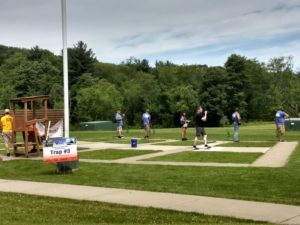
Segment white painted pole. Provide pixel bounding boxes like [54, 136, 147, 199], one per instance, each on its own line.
[61, 0, 69, 137]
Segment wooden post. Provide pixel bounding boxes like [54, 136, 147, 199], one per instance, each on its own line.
[33, 100, 36, 120]
[12, 101, 17, 155]
[44, 99, 49, 138]
[24, 101, 28, 158]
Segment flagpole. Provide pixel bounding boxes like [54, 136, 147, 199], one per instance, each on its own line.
[61, 0, 69, 137]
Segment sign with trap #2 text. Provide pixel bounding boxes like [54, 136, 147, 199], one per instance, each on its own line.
[43, 137, 78, 163]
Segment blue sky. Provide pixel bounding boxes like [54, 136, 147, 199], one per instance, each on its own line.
[0, 0, 300, 70]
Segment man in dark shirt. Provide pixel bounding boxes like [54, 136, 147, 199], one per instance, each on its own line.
[193, 106, 211, 150]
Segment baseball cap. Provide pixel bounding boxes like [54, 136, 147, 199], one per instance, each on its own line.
[4, 109, 10, 113]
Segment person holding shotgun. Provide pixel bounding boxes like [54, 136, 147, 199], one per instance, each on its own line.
[142, 109, 151, 139]
[232, 108, 241, 142]
[275, 106, 289, 142]
[193, 106, 211, 150]
[115, 110, 125, 138]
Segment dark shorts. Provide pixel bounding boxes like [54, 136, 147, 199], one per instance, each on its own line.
[195, 127, 206, 137]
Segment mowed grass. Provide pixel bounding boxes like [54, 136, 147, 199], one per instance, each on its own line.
[143, 152, 263, 164]
[73, 132, 165, 144]
[79, 149, 160, 160]
[71, 123, 299, 143]
[0, 193, 273, 225]
[0, 123, 299, 206]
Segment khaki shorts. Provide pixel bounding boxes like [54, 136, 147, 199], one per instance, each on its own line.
[2, 132, 13, 144]
[277, 125, 285, 136]
[144, 124, 150, 131]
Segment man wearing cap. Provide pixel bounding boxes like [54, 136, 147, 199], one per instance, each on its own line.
[115, 110, 124, 138]
[275, 107, 289, 142]
[1, 109, 14, 157]
[232, 108, 241, 142]
[142, 110, 151, 139]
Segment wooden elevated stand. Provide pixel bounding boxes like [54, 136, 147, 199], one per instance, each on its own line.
[10, 95, 49, 158]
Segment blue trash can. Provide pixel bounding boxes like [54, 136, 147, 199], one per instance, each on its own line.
[131, 138, 137, 148]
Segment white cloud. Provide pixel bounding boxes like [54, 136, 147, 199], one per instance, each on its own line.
[0, 0, 300, 68]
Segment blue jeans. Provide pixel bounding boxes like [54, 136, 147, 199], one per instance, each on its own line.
[233, 123, 240, 141]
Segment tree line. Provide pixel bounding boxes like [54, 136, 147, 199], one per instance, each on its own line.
[0, 41, 299, 128]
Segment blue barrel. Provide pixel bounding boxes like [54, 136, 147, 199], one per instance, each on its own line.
[131, 138, 137, 148]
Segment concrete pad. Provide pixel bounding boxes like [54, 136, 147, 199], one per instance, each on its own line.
[203, 147, 269, 153]
[252, 142, 298, 167]
[167, 196, 300, 224]
[283, 215, 300, 225]
[91, 190, 181, 207]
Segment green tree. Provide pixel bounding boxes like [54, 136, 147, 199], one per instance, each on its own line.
[166, 85, 199, 126]
[224, 54, 251, 121]
[68, 41, 97, 122]
[245, 59, 274, 120]
[0, 52, 31, 97]
[199, 67, 229, 126]
[76, 80, 123, 121]
[94, 62, 127, 88]
[0, 71, 16, 108]
[49, 83, 64, 109]
[68, 41, 96, 86]
[267, 56, 294, 112]
[122, 73, 161, 126]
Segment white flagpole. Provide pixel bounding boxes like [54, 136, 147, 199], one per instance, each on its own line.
[61, 0, 69, 137]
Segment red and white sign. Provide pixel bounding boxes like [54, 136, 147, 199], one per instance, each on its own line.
[43, 137, 78, 163]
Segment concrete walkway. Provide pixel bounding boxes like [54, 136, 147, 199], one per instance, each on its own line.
[0, 179, 299, 225]
[252, 142, 298, 167]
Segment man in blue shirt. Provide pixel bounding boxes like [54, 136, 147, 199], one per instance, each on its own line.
[275, 107, 289, 142]
[142, 110, 151, 139]
[232, 108, 241, 142]
[115, 110, 124, 138]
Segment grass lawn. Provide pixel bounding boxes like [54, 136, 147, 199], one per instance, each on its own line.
[143, 152, 263, 164]
[0, 193, 273, 225]
[0, 145, 299, 205]
[74, 132, 165, 144]
[71, 124, 300, 143]
[0, 123, 299, 206]
[79, 149, 160, 160]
